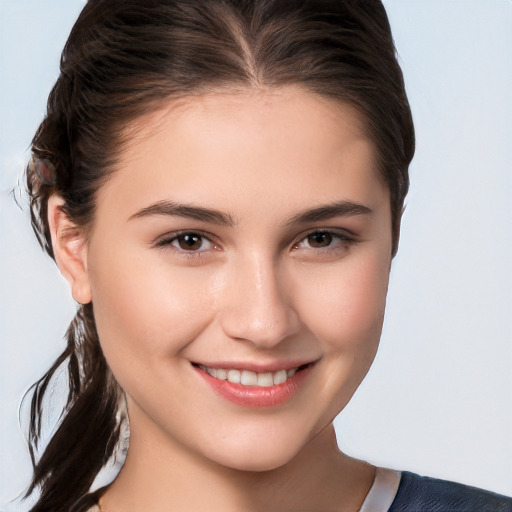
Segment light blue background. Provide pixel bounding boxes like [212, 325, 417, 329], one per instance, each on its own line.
[1, 0, 511, 509]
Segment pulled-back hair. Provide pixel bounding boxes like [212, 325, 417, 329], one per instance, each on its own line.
[25, 1, 414, 510]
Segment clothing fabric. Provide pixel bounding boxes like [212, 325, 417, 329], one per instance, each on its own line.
[79, 468, 512, 512]
[387, 471, 512, 512]
[360, 467, 401, 512]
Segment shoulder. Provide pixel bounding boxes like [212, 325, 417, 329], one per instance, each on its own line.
[389, 471, 512, 512]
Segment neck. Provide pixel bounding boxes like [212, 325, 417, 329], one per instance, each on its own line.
[100, 410, 374, 512]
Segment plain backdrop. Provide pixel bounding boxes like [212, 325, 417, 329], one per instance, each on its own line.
[1, 0, 511, 509]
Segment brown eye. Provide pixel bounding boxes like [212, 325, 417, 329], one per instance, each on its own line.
[155, 231, 217, 254]
[293, 230, 353, 254]
[175, 233, 205, 251]
[306, 232, 333, 248]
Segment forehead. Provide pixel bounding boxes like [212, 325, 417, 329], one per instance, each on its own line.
[97, 87, 386, 222]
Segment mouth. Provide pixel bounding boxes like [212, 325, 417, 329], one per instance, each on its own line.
[192, 361, 317, 408]
[194, 363, 311, 387]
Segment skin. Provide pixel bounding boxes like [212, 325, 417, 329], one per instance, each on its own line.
[49, 86, 393, 511]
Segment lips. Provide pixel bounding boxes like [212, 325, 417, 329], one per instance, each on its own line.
[192, 361, 316, 408]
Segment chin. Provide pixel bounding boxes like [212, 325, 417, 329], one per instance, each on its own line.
[203, 428, 314, 473]
[216, 450, 296, 473]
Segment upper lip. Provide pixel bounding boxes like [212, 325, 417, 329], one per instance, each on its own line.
[191, 359, 320, 373]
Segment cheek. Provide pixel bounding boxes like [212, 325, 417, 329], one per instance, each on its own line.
[296, 251, 390, 353]
[295, 253, 390, 421]
[86, 244, 217, 372]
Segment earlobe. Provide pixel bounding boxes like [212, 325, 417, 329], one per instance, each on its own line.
[47, 195, 92, 304]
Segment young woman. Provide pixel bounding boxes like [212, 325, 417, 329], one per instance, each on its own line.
[14, 0, 512, 511]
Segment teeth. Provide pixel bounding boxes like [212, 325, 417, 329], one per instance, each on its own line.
[273, 369, 287, 385]
[216, 368, 227, 380]
[201, 365, 301, 386]
[287, 368, 297, 378]
[241, 370, 258, 386]
[227, 369, 241, 384]
[257, 372, 274, 387]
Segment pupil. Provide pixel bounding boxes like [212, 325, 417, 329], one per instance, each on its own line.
[308, 232, 332, 248]
[179, 234, 202, 250]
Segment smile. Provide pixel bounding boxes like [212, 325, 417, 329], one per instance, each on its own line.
[193, 362, 316, 408]
[197, 365, 299, 387]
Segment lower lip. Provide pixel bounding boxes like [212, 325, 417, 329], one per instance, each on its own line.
[194, 365, 315, 408]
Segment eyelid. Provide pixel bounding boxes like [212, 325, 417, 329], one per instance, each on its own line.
[153, 229, 220, 251]
[292, 227, 355, 246]
[152, 227, 356, 255]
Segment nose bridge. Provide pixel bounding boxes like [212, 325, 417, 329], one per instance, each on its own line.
[220, 251, 298, 347]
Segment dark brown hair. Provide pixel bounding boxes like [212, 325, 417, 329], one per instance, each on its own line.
[25, 1, 414, 510]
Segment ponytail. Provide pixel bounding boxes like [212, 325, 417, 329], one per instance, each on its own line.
[26, 304, 125, 512]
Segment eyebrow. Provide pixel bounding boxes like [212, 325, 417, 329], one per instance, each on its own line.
[130, 200, 236, 226]
[285, 201, 372, 226]
[130, 199, 372, 226]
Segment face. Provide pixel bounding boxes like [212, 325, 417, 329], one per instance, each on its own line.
[82, 87, 392, 471]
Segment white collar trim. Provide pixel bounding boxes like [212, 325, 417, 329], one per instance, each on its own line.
[359, 467, 402, 512]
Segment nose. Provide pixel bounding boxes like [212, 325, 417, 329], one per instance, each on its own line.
[219, 254, 300, 349]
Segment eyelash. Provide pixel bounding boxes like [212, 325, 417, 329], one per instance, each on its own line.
[292, 230, 354, 253]
[155, 229, 355, 259]
[154, 230, 219, 258]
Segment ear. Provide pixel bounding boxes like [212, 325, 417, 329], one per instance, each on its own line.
[48, 195, 92, 304]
